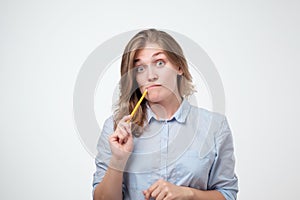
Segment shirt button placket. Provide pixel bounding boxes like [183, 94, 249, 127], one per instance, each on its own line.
[160, 120, 168, 181]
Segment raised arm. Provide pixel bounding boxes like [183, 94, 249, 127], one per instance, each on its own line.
[93, 115, 133, 200]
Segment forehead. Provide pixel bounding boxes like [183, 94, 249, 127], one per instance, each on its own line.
[134, 43, 166, 60]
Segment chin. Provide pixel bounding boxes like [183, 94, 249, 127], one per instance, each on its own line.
[147, 97, 162, 104]
[146, 93, 163, 103]
[147, 90, 177, 103]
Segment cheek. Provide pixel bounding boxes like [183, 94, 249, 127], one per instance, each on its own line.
[161, 74, 178, 90]
[135, 75, 145, 87]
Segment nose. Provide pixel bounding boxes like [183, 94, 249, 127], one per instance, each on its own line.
[147, 66, 158, 82]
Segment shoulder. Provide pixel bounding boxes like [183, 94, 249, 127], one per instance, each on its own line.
[187, 103, 229, 138]
[96, 115, 115, 148]
[189, 104, 226, 126]
[101, 115, 115, 136]
[103, 115, 115, 127]
[185, 104, 230, 157]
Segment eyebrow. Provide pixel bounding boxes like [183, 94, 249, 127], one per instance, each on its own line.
[152, 51, 164, 57]
[134, 51, 165, 63]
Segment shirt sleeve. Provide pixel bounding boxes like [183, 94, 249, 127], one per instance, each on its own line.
[92, 116, 114, 198]
[207, 116, 239, 200]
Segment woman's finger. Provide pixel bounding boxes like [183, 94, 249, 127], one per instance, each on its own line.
[150, 186, 161, 199]
[118, 122, 131, 132]
[118, 126, 132, 145]
[124, 124, 132, 135]
[116, 116, 132, 144]
[120, 115, 132, 123]
[156, 189, 167, 200]
[144, 181, 159, 199]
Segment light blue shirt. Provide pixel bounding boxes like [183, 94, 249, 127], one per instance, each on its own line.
[93, 99, 238, 199]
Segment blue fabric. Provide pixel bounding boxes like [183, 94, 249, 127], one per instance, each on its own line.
[93, 99, 238, 200]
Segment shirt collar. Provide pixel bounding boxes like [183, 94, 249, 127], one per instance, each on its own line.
[146, 99, 191, 124]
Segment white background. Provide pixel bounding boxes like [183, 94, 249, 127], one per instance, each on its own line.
[1, 0, 299, 199]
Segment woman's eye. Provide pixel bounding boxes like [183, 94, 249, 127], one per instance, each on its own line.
[136, 66, 145, 73]
[156, 60, 165, 67]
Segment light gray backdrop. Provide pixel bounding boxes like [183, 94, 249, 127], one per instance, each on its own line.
[1, 0, 299, 199]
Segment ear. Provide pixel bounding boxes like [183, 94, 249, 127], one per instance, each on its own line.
[177, 67, 183, 75]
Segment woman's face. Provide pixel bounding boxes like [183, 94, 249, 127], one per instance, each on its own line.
[134, 43, 183, 104]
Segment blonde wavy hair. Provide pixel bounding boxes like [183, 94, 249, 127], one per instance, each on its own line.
[114, 29, 195, 136]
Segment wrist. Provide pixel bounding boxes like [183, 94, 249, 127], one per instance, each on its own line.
[109, 156, 128, 172]
[182, 186, 194, 200]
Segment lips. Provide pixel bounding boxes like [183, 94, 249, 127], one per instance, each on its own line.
[146, 84, 162, 90]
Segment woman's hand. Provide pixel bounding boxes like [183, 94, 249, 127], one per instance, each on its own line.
[143, 179, 192, 200]
[109, 115, 134, 170]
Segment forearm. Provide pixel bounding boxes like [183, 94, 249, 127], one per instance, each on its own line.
[93, 158, 125, 200]
[185, 187, 226, 200]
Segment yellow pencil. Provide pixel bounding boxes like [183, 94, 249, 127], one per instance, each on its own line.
[127, 89, 148, 122]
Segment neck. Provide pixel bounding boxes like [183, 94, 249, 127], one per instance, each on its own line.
[148, 93, 183, 120]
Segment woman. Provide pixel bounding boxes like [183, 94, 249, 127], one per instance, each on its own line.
[93, 29, 238, 200]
